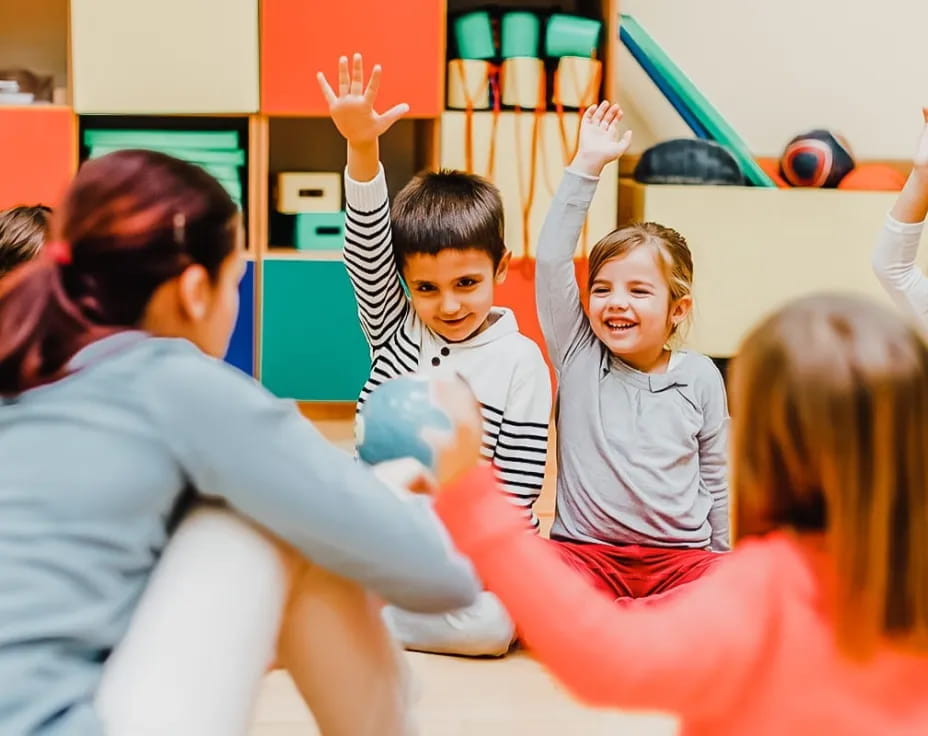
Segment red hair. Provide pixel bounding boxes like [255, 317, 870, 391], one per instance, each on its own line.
[0, 150, 238, 394]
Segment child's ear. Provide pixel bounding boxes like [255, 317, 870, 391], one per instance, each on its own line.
[176, 264, 212, 321]
[671, 294, 693, 326]
[495, 250, 512, 284]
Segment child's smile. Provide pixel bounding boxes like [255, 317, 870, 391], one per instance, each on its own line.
[403, 248, 509, 343]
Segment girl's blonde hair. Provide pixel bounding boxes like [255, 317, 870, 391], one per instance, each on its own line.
[731, 293, 928, 659]
[587, 222, 693, 342]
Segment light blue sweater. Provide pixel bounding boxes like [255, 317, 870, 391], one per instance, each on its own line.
[0, 331, 478, 735]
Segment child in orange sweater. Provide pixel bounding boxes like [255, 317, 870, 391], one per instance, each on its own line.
[429, 292, 928, 735]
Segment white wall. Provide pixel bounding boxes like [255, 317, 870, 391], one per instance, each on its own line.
[616, 0, 928, 159]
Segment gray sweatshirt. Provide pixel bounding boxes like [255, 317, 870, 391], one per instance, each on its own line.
[0, 331, 477, 735]
[536, 169, 730, 551]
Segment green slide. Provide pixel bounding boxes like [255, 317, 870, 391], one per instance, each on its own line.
[620, 15, 775, 187]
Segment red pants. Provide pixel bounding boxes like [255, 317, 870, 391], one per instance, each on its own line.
[550, 538, 721, 600]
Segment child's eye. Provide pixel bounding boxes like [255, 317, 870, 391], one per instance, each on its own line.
[632, 289, 651, 296]
[457, 278, 477, 288]
[415, 284, 437, 293]
[592, 287, 609, 295]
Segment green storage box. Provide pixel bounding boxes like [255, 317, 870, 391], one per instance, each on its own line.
[545, 14, 602, 58]
[501, 11, 541, 58]
[295, 212, 345, 251]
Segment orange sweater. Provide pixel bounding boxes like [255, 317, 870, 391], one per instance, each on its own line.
[438, 468, 928, 735]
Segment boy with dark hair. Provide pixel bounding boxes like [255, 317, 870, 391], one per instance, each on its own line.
[319, 54, 551, 657]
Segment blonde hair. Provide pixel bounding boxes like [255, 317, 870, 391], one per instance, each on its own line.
[731, 293, 928, 659]
[587, 222, 693, 343]
[0, 205, 50, 277]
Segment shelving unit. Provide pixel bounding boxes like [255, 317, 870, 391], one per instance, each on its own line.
[2, 0, 621, 407]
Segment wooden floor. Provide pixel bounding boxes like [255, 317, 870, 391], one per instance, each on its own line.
[249, 652, 678, 735]
[250, 411, 678, 734]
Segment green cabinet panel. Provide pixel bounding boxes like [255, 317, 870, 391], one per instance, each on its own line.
[261, 259, 371, 401]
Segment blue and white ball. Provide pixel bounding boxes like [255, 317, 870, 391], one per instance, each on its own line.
[357, 375, 454, 472]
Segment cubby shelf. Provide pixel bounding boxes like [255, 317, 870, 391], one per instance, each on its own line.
[3, 0, 621, 401]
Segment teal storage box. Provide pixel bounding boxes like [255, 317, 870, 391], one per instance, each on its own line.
[295, 212, 345, 251]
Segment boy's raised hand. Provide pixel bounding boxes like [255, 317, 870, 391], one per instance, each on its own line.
[317, 53, 409, 147]
[571, 101, 633, 177]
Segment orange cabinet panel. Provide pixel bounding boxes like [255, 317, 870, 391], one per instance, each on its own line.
[0, 107, 76, 209]
[262, 0, 444, 116]
[495, 257, 589, 387]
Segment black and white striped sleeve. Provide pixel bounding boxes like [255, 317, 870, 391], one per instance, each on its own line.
[342, 165, 409, 349]
[492, 350, 552, 530]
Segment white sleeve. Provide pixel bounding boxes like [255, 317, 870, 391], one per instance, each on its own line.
[871, 214, 928, 330]
[342, 165, 410, 349]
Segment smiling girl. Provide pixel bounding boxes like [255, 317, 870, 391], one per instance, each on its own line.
[535, 102, 730, 599]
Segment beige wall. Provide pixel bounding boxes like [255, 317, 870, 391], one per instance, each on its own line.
[0, 0, 69, 88]
[617, 0, 928, 160]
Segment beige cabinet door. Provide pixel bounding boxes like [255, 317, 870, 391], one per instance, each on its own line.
[71, 0, 259, 113]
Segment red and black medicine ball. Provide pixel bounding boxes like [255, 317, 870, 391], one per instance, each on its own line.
[779, 130, 855, 188]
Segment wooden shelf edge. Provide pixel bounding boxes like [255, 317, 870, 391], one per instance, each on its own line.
[75, 110, 260, 118]
[0, 105, 74, 112]
[265, 247, 343, 261]
[297, 401, 356, 421]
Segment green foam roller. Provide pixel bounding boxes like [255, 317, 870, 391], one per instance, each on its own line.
[83, 129, 239, 151]
[454, 11, 496, 60]
[545, 14, 602, 58]
[295, 212, 345, 251]
[501, 11, 541, 58]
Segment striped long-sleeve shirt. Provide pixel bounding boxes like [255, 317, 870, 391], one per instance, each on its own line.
[343, 165, 552, 529]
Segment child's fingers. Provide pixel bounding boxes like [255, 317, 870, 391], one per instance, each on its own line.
[337, 56, 350, 96]
[583, 104, 598, 122]
[604, 104, 622, 127]
[591, 100, 609, 124]
[364, 65, 382, 103]
[616, 129, 633, 153]
[316, 72, 338, 107]
[378, 102, 411, 130]
[350, 53, 364, 95]
[371, 458, 437, 496]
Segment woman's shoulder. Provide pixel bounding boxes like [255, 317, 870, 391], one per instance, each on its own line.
[99, 336, 262, 410]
